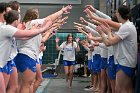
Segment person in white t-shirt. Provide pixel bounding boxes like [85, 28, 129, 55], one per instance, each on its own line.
[6, 1, 21, 92]
[56, 33, 80, 88]
[0, 5, 52, 93]
[80, 38, 95, 90]
[79, 11, 109, 92]
[15, 6, 72, 93]
[96, 5, 137, 93]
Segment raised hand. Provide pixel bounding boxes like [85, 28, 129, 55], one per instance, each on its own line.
[84, 8, 96, 19]
[100, 22, 111, 34]
[85, 5, 96, 13]
[55, 37, 59, 43]
[87, 32, 93, 39]
[76, 27, 88, 36]
[61, 5, 72, 14]
[75, 37, 80, 43]
[57, 16, 68, 24]
[73, 22, 85, 28]
[80, 17, 88, 25]
[96, 25, 104, 35]
[88, 18, 101, 25]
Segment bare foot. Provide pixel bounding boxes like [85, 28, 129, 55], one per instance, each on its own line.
[69, 86, 72, 89]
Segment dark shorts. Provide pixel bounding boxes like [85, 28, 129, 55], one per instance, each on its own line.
[15, 53, 37, 73]
[92, 54, 101, 74]
[63, 60, 75, 66]
[100, 57, 108, 70]
[108, 56, 117, 80]
[11, 58, 16, 67]
[88, 60, 92, 70]
[116, 64, 135, 77]
[0, 68, 1, 72]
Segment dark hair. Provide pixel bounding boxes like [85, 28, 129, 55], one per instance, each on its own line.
[8, 1, 20, 11]
[112, 14, 119, 22]
[118, 5, 131, 20]
[66, 33, 74, 46]
[0, 2, 8, 13]
[4, 10, 19, 24]
[22, 8, 39, 23]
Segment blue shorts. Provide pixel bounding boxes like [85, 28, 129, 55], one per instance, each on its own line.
[15, 53, 37, 73]
[11, 58, 16, 67]
[108, 56, 116, 80]
[63, 60, 75, 66]
[0, 60, 15, 74]
[100, 57, 108, 70]
[0, 68, 2, 72]
[92, 54, 101, 74]
[88, 60, 92, 70]
[36, 59, 42, 65]
[116, 64, 135, 77]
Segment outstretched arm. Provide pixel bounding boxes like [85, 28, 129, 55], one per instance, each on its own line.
[84, 8, 121, 30]
[45, 5, 72, 22]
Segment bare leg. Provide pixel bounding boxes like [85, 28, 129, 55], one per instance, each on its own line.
[91, 71, 94, 86]
[115, 70, 133, 93]
[3, 72, 10, 88]
[33, 64, 43, 93]
[29, 82, 34, 93]
[94, 72, 101, 92]
[69, 65, 74, 88]
[110, 80, 115, 93]
[64, 66, 69, 83]
[0, 72, 6, 93]
[106, 69, 111, 93]
[16, 72, 22, 93]
[19, 69, 36, 93]
[7, 67, 18, 93]
[100, 69, 107, 93]
[93, 74, 97, 90]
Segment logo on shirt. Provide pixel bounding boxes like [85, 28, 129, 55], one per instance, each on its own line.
[65, 48, 73, 51]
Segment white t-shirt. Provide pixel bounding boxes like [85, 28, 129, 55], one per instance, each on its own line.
[60, 41, 77, 61]
[92, 46, 101, 62]
[0, 23, 18, 68]
[114, 20, 137, 68]
[108, 46, 114, 58]
[107, 31, 119, 64]
[17, 18, 45, 60]
[38, 51, 43, 60]
[8, 37, 18, 61]
[92, 46, 101, 55]
[100, 43, 108, 58]
[83, 40, 94, 60]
